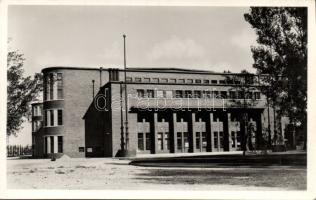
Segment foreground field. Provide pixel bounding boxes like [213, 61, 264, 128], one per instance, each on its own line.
[7, 154, 306, 190]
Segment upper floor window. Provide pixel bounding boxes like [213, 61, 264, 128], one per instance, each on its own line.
[165, 91, 173, 98]
[203, 91, 212, 98]
[229, 91, 237, 99]
[220, 91, 227, 99]
[169, 79, 176, 83]
[187, 79, 193, 84]
[152, 78, 159, 83]
[161, 78, 168, 83]
[254, 92, 261, 99]
[194, 90, 202, 98]
[178, 79, 185, 84]
[144, 78, 150, 83]
[44, 109, 63, 127]
[175, 90, 184, 98]
[184, 90, 192, 98]
[156, 90, 165, 98]
[135, 77, 141, 82]
[57, 73, 63, 99]
[126, 77, 132, 82]
[211, 80, 218, 84]
[137, 89, 145, 98]
[147, 90, 154, 98]
[195, 79, 201, 84]
[49, 73, 54, 100]
[219, 80, 226, 84]
[203, 80, 209, 84]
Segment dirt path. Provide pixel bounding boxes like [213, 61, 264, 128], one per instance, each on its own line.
[7, 158, 305, 190]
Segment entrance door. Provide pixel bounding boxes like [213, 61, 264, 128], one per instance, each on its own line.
[195, 132, 207, 152]
[157, 132, 170, 153]
[177, 132, 189, 153]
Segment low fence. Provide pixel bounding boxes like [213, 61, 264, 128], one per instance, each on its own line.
[7, 145, 32, 157]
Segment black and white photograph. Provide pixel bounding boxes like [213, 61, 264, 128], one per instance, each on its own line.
[0, 0, 315, 199]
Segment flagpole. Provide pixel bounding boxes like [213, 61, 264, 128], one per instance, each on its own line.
[123, 34, 129, 151]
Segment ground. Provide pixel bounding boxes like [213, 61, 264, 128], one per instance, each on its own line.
[7, 152, 306, 190]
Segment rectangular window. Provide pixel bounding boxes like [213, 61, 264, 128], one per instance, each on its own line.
[211, 80, 218, 84]
[166, 91, 173, 98]
[58, 136, 63, 153]
[135, 77, 141, 82]
[126, 77, 132, 82]
[194, 90, 202, 98]
[238, 91, 244, 99]
[246, 92, 253, 99]
[219, 80, 226, 84]
[44, 111, 48, 126]
[184, 90, 192, 98]
[204, 91, 211, 98]
[220, 91, 227, 99]
[187, 79, 193, 84]
[175, 90, 183, 98]
[161, 78, 168, 83]
[227, 79, 234, 84]
[58, 110, 63, 125]
[195, 79, 201, 84]
[143, 78, 150, 83]
[157, 90, 164, 98]
[57, 73, 63, 99]
[169, 79, 176, 83]
[203, 79, 209, 84]
[152, 78, 159, 83]
[254, 92, 261, 99]
[229, 91, 236, 99]
[137, 89, 145, 98]
[196, 132, 200, 149]
[213, 91, 219, 98]
[145, 133, 151, 150]
[138, 133, 144, 150]
[49, 73, 54, 100]
[178, 79, 185, 84]
[50, 136, 54, 153]
[147, 90, 154, 98]
[158, 132, 163, 150]
[235, 80, 241, 85]
[50, 110, 54, 126]
[165, 132, 170, 150]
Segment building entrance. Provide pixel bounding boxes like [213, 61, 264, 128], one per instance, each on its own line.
[177, 132, 189, 153]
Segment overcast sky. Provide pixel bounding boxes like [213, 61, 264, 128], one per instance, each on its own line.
[8, 5, 258, 145]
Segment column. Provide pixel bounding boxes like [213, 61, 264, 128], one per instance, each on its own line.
[192, 113, 196, 153]
[227, 113, 232, 151]
[173, 113, 177, 153]
[210, 113, 215, 152]
[54, 136, 58, 153]
[154, 113, 158, 154]
[47, 137, 51, 154]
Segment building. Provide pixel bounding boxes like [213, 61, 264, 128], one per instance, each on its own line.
[31, 66, 290, 158]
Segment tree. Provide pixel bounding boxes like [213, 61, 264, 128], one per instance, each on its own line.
[7, 49, 42, 137]
[244, 7, 307, 149]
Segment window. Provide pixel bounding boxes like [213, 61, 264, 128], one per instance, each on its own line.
[238, 91, 244, 99]
[177, 132, 182, 150]
[211, 80, 218, 84]
[235, 80, 241, 85]
[219, 132, 224, 148]
[44, 76, 48, 100]
[137, 89, 145, 98]
[57, 73, 63, 99]
[50, 136, 54, 153]
[203, 79, 209, 84]
[213, 91, 219, 98]
[204, 90, 211, 98]
[165, 132, 170, 150]
[145, 133, 151, 150]
[214, 132, 218, 148]
[229, 91, 236, 99]
[58, 136, 63, 153]
[194, 90, 202, 98]
[178, 79, 185, 84]
[50, 110, 54, 126]
[195, 79, 201, 84]
[169, 79, 176, 83]
[135, 77, 141, 82]
[138, 133, 144, 150]
[196, 132, 200, 149]
[166, 91, 173, 98]
[184, 90, 192, 98]
[58, 110, 63, 125]
[219, 80, 226, 84]
[147, 90, 154, 98]
[187, 79, 193, 84]
[220, 91, 227, 99]
[143, 78, 150, 83]
[254, 92, 261, 99]
[49, 73, 54, 100]
[157, 90, 164, 98]
[44, 111, 48, 126]
[152, 78, 159, 83]
[161, 78, 168, 83]
[175, 90, 183, 98]
[227, 79, 234, 84]
[158, 132, 163, 150]
[246, 92, 253, 99]
[126, 77, 132, 82]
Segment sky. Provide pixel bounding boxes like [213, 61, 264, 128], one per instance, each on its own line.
[8, 5, 258, 145]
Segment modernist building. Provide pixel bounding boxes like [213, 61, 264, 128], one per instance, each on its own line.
[31, 66, 289, 158]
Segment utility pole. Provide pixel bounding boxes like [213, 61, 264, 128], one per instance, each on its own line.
[123, 34, 129, 151]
